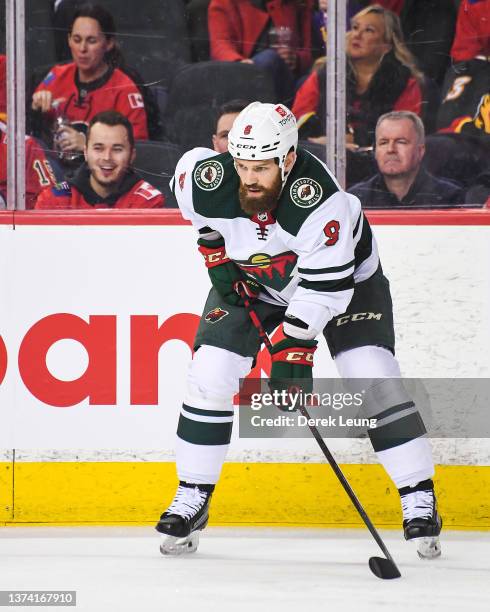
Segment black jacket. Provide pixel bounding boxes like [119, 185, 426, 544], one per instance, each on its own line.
[349, 167, 464, 208]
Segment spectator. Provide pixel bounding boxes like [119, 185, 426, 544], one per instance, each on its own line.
[0, 55, 58, 209]
[292, 4, 428, 148]
[208, 0, 314, 102]
[35, 111, 163, 210]
[450, 0, 490, 63]
[31, 3, 148, 164]
[0, 120, 57, 209]
[212, 99, 249, 153]
[349, 110, 464, 207]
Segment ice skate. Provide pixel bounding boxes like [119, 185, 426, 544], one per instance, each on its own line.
[155, 481, 214, 556]
[399, 479, 442, 559]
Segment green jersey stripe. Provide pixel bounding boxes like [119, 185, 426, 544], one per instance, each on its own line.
[299, 274, 354, 292]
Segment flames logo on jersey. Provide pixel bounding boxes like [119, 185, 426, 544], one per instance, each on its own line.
[235, 252, 297, 290]
[205, 307, 229, 324]
[194, 160, 224, 191]
[474, 93, 490, 133]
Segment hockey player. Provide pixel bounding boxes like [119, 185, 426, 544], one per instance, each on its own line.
[35, 111, 164, 209]
[156, 102, 442, 558]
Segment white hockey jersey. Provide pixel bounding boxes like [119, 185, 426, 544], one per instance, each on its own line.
[172, 147, 380, 334]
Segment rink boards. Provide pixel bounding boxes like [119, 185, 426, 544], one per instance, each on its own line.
[0, 209, 489, 526]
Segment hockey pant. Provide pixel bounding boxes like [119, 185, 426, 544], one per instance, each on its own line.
[175, 344, 434, 488]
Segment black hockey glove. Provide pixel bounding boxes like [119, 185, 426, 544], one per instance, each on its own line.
[197, 237, 260, 306]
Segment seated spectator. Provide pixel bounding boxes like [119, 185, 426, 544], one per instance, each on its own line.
[293, 4, 429, 149]
[0, 55, 58, 209]
[0, 120, 57, 209]
[35, 111, 164, 209]
[208, 0, 314, 102]
[212, 99, 249, 153]
[31, 3, 148, 165]
[349, 110, 464, 207]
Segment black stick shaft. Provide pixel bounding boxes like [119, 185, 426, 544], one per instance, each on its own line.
[239, 289, 399, 569]
[297, 402, 397, 565]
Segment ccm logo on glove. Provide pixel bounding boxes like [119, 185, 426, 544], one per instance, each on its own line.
[198, 243, 230, 268]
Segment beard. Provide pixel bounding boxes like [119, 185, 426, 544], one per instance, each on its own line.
[238, 173, 282, 215]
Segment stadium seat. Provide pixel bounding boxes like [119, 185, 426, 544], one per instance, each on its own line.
[134, 140, 184, 208]
[424, 133, 490, 188]
[163, 61, 276, 150]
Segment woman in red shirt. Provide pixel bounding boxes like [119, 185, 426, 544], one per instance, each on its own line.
[32, 4, 148, 160]
[292, 4, 426, 149]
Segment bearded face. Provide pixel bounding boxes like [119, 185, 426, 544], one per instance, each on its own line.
[238, 171, 282, 215]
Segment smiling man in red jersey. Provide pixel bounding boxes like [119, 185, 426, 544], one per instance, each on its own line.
[35, 111, 164, 209]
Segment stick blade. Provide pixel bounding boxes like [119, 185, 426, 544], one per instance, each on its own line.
[369, 556, 401, 580]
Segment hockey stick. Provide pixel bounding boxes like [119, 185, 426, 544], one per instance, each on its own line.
[237, 286, 401, 580]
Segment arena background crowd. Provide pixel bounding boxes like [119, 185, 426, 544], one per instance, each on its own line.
[0, 0, 489, 209]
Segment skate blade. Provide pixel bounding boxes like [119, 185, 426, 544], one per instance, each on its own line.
[159, 532, 200, 556]
[415, 536, 442, 560]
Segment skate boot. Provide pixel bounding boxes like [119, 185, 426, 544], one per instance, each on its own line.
[399, 478, 442, 560]
[155, 481, 214, 556]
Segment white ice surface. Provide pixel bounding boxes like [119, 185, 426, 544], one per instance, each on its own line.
[1, 527, 489, 612]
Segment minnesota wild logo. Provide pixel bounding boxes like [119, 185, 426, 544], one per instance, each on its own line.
[290, 178, 323, 208]
[235, 251, 298, 291]
[194, 160, 224, 191]
[205, 307, 229, 323]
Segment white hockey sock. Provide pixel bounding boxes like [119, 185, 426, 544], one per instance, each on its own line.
[175, 345, 253, 485]
[376, 436, 435, 489]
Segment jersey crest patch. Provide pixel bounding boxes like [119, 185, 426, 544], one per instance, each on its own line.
[194, 160, 224, 191]
[205, 307, 229, 324]
[290, 178, 323, 208]
[235, 251, 297, 291]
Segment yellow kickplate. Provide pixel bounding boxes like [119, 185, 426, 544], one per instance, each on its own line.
[0, 460, 14, 523]
[9, 462, 490, 529]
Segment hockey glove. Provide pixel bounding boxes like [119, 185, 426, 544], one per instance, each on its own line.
[269, 337, 317, 411]
[198, 237, 260, 306]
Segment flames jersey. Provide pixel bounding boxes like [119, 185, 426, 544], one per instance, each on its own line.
[0, 121, 56, 209]
[172, 147, 380, 332]
[34, 63, 148, 140]
[35, 164, 164, 209]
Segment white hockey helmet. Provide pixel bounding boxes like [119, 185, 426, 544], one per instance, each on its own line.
[228, 101, 298, 181]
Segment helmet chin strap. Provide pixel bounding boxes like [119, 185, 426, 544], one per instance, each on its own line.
[280, 150, 297, 185]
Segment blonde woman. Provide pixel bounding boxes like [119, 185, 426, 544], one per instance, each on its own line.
[292, 4, 429, 149]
